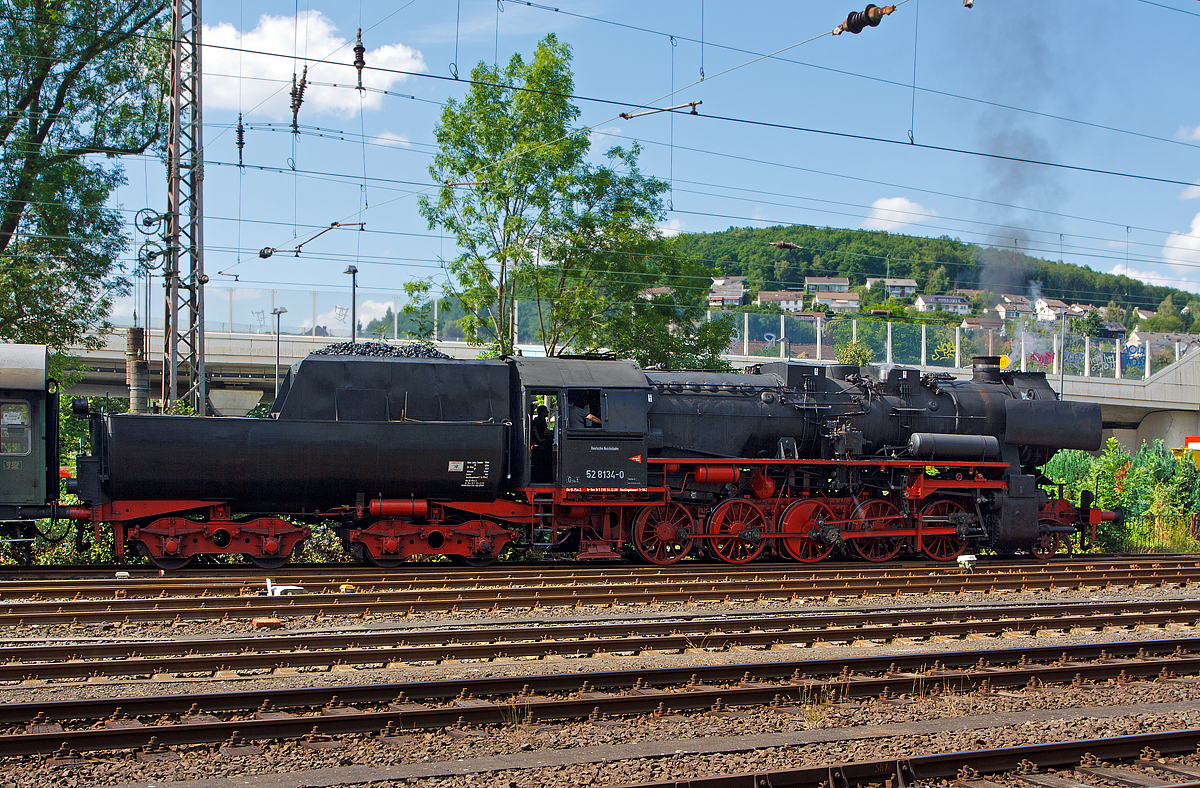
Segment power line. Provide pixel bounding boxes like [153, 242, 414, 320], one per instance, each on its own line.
[507, 1, 1200, 153]
[1134, 0, 1200, 17]
[689, 110, 1196, 189]
[4, 8, 1193, 221]
[11, 4, 1194, 192]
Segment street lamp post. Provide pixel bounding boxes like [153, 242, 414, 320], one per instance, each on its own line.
[271, 306, 288, 397]
[344, 265, 358, 343]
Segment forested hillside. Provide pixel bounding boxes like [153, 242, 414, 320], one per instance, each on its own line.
[673, 225, 1193, 310]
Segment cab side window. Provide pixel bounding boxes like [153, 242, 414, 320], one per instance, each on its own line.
[565, 389, 601, 430]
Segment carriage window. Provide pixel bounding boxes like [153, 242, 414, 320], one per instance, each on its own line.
[0, 402, 31, 456]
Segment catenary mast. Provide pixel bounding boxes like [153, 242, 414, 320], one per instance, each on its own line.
[163, 0, 207, 413]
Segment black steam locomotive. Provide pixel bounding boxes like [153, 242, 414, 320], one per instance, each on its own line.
[0, 344, 1116, 569]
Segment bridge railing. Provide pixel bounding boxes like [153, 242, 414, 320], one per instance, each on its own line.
[108, 289, 1195, 381]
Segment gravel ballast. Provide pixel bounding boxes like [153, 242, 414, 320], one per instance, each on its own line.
[4, 583, 1200, 787]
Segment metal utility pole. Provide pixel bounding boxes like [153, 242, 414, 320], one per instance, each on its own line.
[162, 0, 207, 413]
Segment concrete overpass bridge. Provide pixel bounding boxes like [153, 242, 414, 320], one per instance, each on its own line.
[67, 328, 1199, 453]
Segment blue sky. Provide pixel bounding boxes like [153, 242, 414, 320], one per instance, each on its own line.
[112, 0, 1200, 335]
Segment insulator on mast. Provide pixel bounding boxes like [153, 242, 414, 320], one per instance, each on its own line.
[290, 66, 308, 134]
[354, 29, 366, 92]
[236, 113, 245, 167]
[832, 4, 895, 35]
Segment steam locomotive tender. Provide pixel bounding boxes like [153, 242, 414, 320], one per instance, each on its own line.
[0, 344, 1118, 569]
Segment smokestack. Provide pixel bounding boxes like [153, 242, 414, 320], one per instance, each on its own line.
[972, 356, 1002, 384]
[125, 327, 150, 413]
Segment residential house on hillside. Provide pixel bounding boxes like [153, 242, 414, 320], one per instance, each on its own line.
[805, 276, 850, 294]
[1126, 330, 1200, 362]
[708, 276, 746, 308]
[1066, 303, 1099, 317]
[914, 294, 970, 315]
[994, 301, 1033, 321]
[1035, 298, 1070, 322]
[864, 277, 918, 298]
[639, 286, 673, 300]
[1133, 308, 1157, 321]
[756, 290, 806, 312]
[961, 315, 1004, 331]
[813, 292, 859, 313]
[1100, 321, 1128, 340]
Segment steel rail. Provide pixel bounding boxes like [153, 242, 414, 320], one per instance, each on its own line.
[3, 637, 1198, 756]
[614, 729, 1200, 788]
[4, 600, 1200, 681]
[0, 557, 1194, 598]
[4, 568, 1199, 625]
[4, 652, 1198, 756]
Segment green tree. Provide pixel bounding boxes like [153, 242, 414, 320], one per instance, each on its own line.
[584, 238, 737, 368]
[418, 35, 668, 356]
[924, 266, 950, 295]
[603, 305, 736, 370]
[1070, 310, 1105, 337]
[860, 279, 888, 309]
[1158, 295, 1179, 319]
[970, 290, 997, 315]
[1140, 314, 1185, 332]
[1, 0, 169, 350]
[1184, 300, 1200, 332]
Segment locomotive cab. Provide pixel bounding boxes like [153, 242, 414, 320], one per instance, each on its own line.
[512, 358, 652, 490]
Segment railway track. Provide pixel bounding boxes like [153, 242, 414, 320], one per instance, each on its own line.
[617, 731, 1200, 788]
[4, 598, 1200, 682]
[2, 559, 1198, 624]
[4, 637, 1199, 757]
[1, 556, 1196, 595]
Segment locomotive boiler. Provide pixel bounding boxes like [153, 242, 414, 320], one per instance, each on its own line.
[0, 343, 1118, 569]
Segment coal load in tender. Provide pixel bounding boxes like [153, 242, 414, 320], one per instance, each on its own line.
[310, 341, 450, 359]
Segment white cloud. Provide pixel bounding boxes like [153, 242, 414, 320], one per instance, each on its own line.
[1110, 212, 1200, 290]
[1178, 125, 1200, 142]
[357, 299, 392, 324]
[372, 131, 411, 147]
[109, 295, 136, 320]
[590, 125, 623, 143]
[862, 197, 938, 232]
[1180, 183, 1200, 200]
[204, 12, 425, 118]
[657, 218, 685, 238]
[1110, 262, 1188, 289]
[312, 298, 391, 330]
[1163, 212, 1200, 273]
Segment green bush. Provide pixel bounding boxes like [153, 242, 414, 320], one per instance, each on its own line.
[834, 338, 873, 366]
[1042, 438, 1200, 553]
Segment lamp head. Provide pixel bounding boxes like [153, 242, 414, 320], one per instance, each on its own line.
[344, 265, 358, 275]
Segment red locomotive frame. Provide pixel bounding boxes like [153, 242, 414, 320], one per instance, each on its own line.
[69, 456, 1110, 568]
